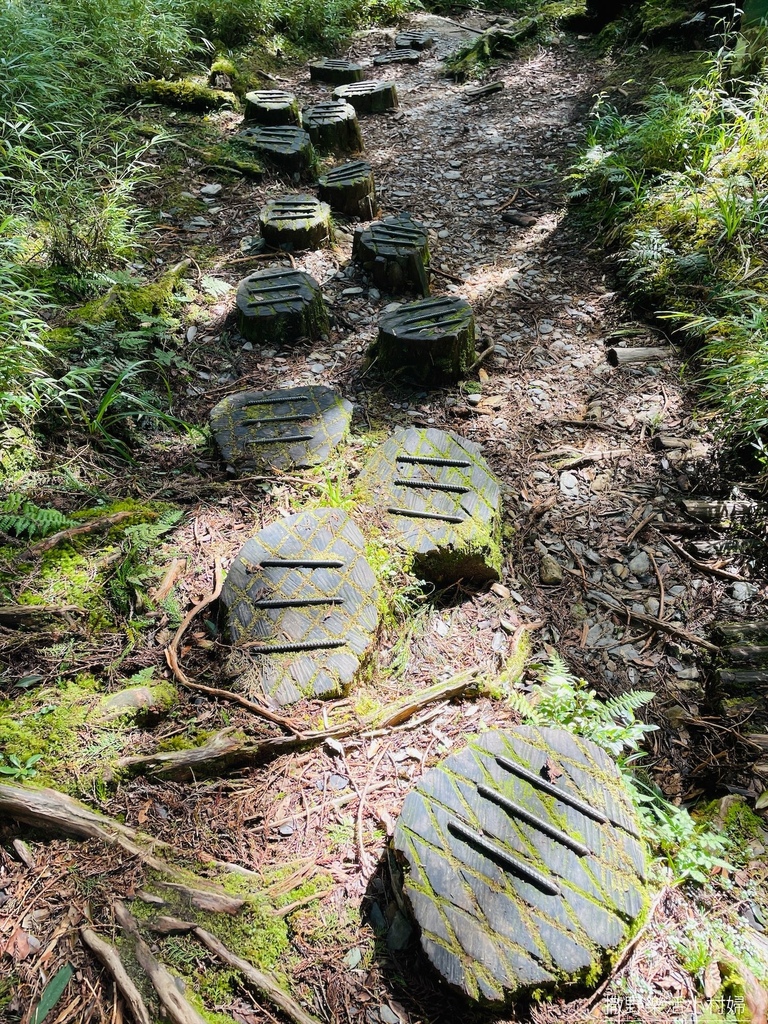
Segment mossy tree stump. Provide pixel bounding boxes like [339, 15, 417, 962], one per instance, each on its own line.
[235, 268, 329, 345]
[237, 126, 315, 176]
[309, 58, 364, 84]
[318, 161, 377, 218]
[221, 508, 379, 705]
[259, 195, 332, 251]
[209, 385, 352, 475]
[356, 426, 502, 583]
[352, 213, 430, 295]
[136, 78, 234, 111]
[395, 29, 435, 49]
[302, 100, 363, 155]
[375, 296, 475, 383]
[243, 90, 301, 125]
[393, 727, 647, 1004]
[333, 80, 399, 114]
[374, 49, 421, 66]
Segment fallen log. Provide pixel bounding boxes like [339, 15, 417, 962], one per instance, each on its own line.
[606, 346, 675, 367]
[681, 498, 759, 523]
[446, 17, 540, 79]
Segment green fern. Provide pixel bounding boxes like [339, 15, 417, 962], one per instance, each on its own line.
[109, 508, 183, 615]
[0, 494, 75, 540]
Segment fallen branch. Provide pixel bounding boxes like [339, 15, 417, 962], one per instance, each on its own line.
[468, 345, 496, 374]
[588, 591, 719, 653]
[80, 926, 151, 1024]
[659, 531, 746, 583]
[0, 604, 85, 622]
[606, 346, 675, 367]
[19, 510, 136, 559]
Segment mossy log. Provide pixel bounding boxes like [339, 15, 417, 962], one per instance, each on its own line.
[235, 267, 328, 345]
[243, 89, 301, 125]
[445, 17, 540, 80]
[333, 80, 399, 114]
[259, 194, 332, 251]
[317, 160, 377, 218]
[352, 213, 430, 295]
[237, 126, 315, 176]
[375, 296, 476, 384]
[308, 58, 364, 84]
[135, 78, 235, 111]
[302, 100, 363, 155]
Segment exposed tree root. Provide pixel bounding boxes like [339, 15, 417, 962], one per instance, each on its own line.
[80, 926, 152, 1024]
[445, 17, 540, 79]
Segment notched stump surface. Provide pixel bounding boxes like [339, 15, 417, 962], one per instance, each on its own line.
[235, 267, 328, 346]
[333, 80, 399, 114]
[393, 727, 648, 1004]
[209, 385, 352, 474]
[222, 508, 379, 705]
[309, 58, 364, 84]
[302, 100, 363, 155]
[236, 125, 315, 175]
[374, 49, 421, 65]
[259, 194, 332, 251]
[375, 295, 476, 383]
[243, 89, 301, 125]
[318, 160, 378, 218]
[395, 29, 435, 49]
[352, 213, 430, 296]
[356, 426, 502, 583]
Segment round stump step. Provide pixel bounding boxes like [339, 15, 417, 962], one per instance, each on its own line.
[235, 268, 329, 346]
[302, 99, 363, 155]
[395, 29, 435, 49]
[209, 385, 352, 476]
[352, 213, 430, 295]
[375, 295, 475, 383]
[318, 160, 377, 218]
[222, 508, 379, 705]
[243, 89, 301, 125]
[236, 126, 315, 175]
[333, 80, 399, 114]
[259, 194, 332, 251]
[393, 726, 647, 1004]
[374, 48, 421, 66]
[309, 58, 364, 84]
[356, 425, 502, 583]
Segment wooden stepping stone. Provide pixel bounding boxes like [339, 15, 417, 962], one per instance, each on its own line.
[352, 213, 429, 295]
[374, 49, 421, 66]
[333, 80, 399, 114]
[318, 160, 377, 218]
[395, 29, 435, 49]
[235, 268, 328, 345]
[236, 125, 315, 175]
[356, 426, 502, 583]
[302, 99, 363, 155]
[393, 726, 647, 1004]
[259, 194, 332, 251]
[375, 295, 475, 383]
[221, 508, 379, 705]
[243, 89, 301, 125]
[209, 385, 352, 475]
[309, 58, 364, 84]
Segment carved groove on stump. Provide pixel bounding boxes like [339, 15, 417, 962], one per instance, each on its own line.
[236, 126, 315, 175]
[376, 295, 476, 383]
[243, 90, 301, 125]
[374, 49, 421, 65]
[318, 161, 377, 218]
[356, 426, 502, 583]
[259, 194, 332, 251]
[302, 100, 363, 155]
[309, 58, 364, 84]
[352, 213, 430, 295]
[333, 80, 399, 114]
[393, 727, 648, 1004]
[395, 30, 435, 49]
[209, 385, 352, 474]
[221, 508, 379, 705]
[235, 268, 329, 346]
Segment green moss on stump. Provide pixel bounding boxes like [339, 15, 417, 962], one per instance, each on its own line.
[136, 78, 236, 112]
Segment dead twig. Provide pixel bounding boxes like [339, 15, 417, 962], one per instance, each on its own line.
[657, 531, 747, 583]
[647, 548, 665, 624]
[18, 509, 136, 559]
[468, 345, 496, 374]
[588, 591, 719, 653]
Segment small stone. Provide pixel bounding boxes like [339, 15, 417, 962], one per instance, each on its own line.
[539, 554, 563, 585]
[386, 912, 413, 951]
[490, 583, 510, 598]
[628, 551, 650, 575]
[200, 183, 222, 196]
[467, 393, 482, 406]
[559, 471, 579, 498]
[380, 1006, 402, 1024]
[732, 582, 755, 603]
[645, 597, 660, 616]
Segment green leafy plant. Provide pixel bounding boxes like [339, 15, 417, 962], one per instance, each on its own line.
[0, 495, 75, 540]
[0, 752, 43, 780]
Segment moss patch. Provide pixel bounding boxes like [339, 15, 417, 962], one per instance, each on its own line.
[136, 78, 237, 112]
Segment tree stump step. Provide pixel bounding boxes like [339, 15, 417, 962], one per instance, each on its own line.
[393, 726, 647, 1004]
[234, 267, 329, 346]
[236, 126, 315, 175]
[356, 426, 502, 583]
[221, 508, 379, 705]
[395, 30, 435, 49]
[318, 160, 378, 218]
[209, 385, 352, 475]
[352, 213, 430, 295]
[309, 58, 364, 84]
[375, 295, 476, 383]
[259, 194, 332, 251]
[374, 48, 421, 65]
[333, 80, 399, 114]
[243, 89, 301, 125]
[302, 100, 363, 155]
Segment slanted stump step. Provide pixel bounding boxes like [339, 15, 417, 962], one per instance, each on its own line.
[235, 268, 329, 346]
[309, 58, 364, 84]
[375, 295, 475, 383]
[356, 426, 502, 583]
[333, 80, 399, 114]
[374, 49, 421, 66]
[222, 508, 379, 705]
[302, 100, 363, 155]
[395, 29, 435, 49]
[209, 385, 351, 475]
[259, 194, 332, 251]
[236, 126, 315, 175]
[318, 160, 377, 218]
[352, 213, 430, 295]
[393, 726, 648, 1004]
[243, 89, 301, 125]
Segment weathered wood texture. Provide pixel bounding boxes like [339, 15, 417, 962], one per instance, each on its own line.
[333, 80, 399, 114]
[302, 100, 363, 154]
[234, 268, 328, 346]
[259, 194, 332, 251]
[375, 295, 476, 383]
[352, 213, 430, 295]
[317, 161, 377, 218]
[243, 90, 301, 125]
